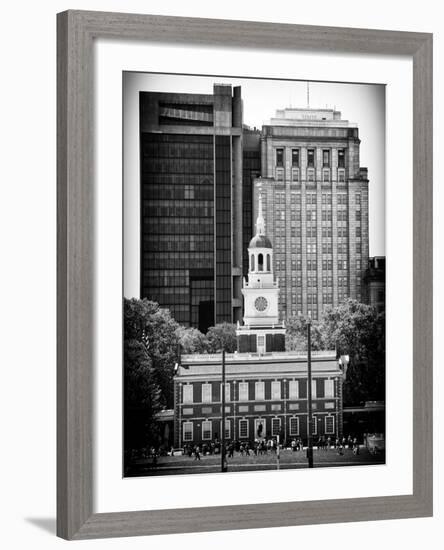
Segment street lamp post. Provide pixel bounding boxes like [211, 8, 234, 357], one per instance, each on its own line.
[307, 318, 314, 468]
[233, 380, 237, 442]
[283, 378, 287, 446]
[221, 348, 227, 472]
[178, 382, 182, 449]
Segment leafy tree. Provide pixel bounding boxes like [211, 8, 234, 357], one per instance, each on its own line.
[176, 326, 209, 354]
[206, 322, 237, 353]
[285, 315, 325, 352]
[318, 299, 385, 405]
[124, 298, 180, 409]
[124, 339, 162, 453]
[285, 300, 385, 406]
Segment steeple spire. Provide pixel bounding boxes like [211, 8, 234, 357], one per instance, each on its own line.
[256, 193, 266, 236]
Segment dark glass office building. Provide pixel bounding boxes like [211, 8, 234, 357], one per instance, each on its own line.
[242, 128, 261, 278]
[140, 85, 244, 332]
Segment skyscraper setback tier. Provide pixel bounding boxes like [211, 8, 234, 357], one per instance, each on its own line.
[139, 85, 244, 332]
[254, 107, 369, 321]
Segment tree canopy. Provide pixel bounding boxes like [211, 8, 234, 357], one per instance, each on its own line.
[124, 339, 162, 451]
[285, 300, 385, 406]
[124, 298, 180, 409]
[206, 322, 237, 353]
[176, 326, 209, 354]
[285, 315, 324, 352]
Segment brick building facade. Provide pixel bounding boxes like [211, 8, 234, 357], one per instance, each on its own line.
[174, 351, 346, 447]
[173, 199, 348, 448]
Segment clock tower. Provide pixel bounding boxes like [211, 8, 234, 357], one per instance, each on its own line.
[236, 195, 286, 354]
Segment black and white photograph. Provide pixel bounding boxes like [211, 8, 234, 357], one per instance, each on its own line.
[123, 73, 386, 477]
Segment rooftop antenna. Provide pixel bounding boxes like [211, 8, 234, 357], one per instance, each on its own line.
[307, 81, 310, 108]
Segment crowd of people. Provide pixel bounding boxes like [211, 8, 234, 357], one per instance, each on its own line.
[180, 434, 361, 460]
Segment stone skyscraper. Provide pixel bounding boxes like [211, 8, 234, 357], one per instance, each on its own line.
[253, 107, 369, 320]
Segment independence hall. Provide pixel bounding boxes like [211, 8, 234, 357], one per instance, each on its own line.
[173, 198, 348, 447]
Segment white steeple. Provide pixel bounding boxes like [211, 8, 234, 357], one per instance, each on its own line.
[241, 192, 280, 327]
[256, 193, 266, 236]
[236, 190, 285, 354]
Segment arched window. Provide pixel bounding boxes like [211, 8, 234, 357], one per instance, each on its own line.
[251, 254, 255, 271]
[258, 253, 264, 271]
[267, 254, 271, 271]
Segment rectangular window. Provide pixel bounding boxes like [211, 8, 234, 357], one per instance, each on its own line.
[311, 380, 317, 398]
[307, 149, 315, 167]
[276, 148, 284, 166]
[325, 416, 335, 434]
[239, 419, 249, 439]
[338, 149, 345, 168]
[289, 417, 300, 436]
[323, 169, 330, 182]
[307, 169, 315, 182]
[289, 380, 299, 399]
[271, 381, 281, 400]
[255, 381, 265, 401]
[292, 168, 299, 181]
[338, 169, 345, 182]
[183, 422, 193, 441]
[323, 149, 330, 167]
[292, 148, 300, 166]
[202, 420, 212, 440]
[225, 420, 231, 439]
[272, 417, 281, 436]
[239, 382, 249, 401]
[257, 334, 265, 353]
[324, 379, 334, 398]
[221, 419, 231, 439]
[220, 382, 230, 402]
[307, 416, 317, 436]
[183, 384, 193, 404]
[202, 383, 212, 403]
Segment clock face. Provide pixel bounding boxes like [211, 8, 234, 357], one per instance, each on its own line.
[254, 296, 268, 312]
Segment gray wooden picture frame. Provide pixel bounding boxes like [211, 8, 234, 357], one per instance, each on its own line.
[57, 10, 433, 540]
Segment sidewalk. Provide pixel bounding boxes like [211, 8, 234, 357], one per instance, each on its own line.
[126, 446, 385, 476]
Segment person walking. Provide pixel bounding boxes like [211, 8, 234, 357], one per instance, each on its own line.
[228, 443, 234, 458]
[194, 445, 201, 460]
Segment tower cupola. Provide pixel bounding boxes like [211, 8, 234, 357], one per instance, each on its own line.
[237, 193, 285, 353]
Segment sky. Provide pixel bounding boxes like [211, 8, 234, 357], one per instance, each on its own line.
[124, 72, 385, 274]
